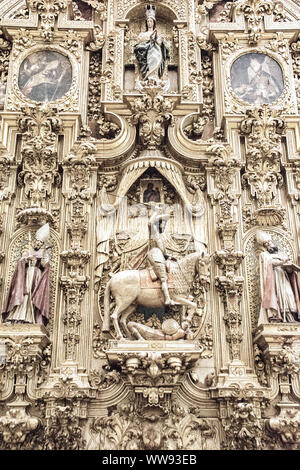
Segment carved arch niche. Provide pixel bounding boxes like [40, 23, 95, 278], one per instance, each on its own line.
[122, 3, 179, 93]
[244, 228, 295, 332]
[1, 226, 60, 336]
[95, 160, 209, 341]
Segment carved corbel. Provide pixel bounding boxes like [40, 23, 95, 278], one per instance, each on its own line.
[62, 145, 97, 202]
[27, 0, 67, 42]
[0, 397, 41, 450]
[266, 404, 300, 450]
[42, 401, 86, 450]
[215, 250, 244, 278]
[128, 93, 174, 150]
[254, 326, 300, 399]
[220, 397, 268, 450]
[103, 340, 204, 411]
[0, 324, 50, 402]
[217, 222, 238, 250]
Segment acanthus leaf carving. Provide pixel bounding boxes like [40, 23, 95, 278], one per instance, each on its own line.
[90, 399, 218, 450]
[221, 398, 267, 450]
[0, 399, 41, 450]
[235, 0, 285, 44]
[129, 92, 174, 150]
[27, 0, 67, 42]
[240, 106, 285, 225]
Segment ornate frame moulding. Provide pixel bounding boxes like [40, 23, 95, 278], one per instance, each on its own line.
[7, 44, 81, 111]
[224, 46, 295, 113]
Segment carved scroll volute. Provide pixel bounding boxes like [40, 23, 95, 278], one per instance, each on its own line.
[27, 1, 67, 42]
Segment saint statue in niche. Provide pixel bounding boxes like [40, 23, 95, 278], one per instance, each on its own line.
[2, 224, 51, 326]
[18, 51, 72, 102]
[134, 5, 170, 88]
[256, 231, 300, 324]
[230, 53, 284, 105]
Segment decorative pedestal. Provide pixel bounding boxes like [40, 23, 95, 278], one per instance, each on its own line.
[254, 323, 300, 355]
[0, 323, 50, 400]
[105, 339, 203, 405]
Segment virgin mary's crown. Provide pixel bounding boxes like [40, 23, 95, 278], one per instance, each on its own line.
[146, 5, 156, 21]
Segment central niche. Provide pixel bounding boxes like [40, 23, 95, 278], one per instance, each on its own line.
[230, 52, 284, 105]
[123, 4, 178, 93]
[18, 51, 72, 103]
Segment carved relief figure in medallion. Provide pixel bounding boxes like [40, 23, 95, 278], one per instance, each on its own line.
[2, 224, 51, 325]
[18, 51, 72, 102]
[134, 5, 169, 87]
[230, 53, 283, 105]
[256, 231, 300, 324]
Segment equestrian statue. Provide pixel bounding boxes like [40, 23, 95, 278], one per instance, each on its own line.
[101, 208, 210, 340]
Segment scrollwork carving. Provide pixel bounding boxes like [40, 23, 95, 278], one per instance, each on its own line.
[130, 92, 174, 150]
[28, 0, 67, 42]
[90, 399, 218, 450]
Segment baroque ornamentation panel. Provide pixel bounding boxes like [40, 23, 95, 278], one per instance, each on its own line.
[0, 0, 299, 451]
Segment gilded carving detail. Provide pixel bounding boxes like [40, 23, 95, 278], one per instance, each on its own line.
[0, 0, 299, 452]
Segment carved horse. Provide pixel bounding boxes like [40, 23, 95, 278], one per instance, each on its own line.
[102, 252, 210, 339]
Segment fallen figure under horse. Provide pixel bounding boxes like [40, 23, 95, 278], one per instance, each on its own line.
[101, 252, 210, 340]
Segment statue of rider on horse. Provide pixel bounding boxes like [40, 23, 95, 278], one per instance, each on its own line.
[101, 206, 210, 340]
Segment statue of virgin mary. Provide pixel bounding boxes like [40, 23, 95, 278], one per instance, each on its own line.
[134, 5, 169, 85]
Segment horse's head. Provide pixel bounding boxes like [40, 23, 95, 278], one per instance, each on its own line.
[196, 252, 211, 290]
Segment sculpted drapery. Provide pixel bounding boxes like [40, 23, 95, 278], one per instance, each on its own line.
[134, 5, 169, 84]
[2, 224, 50, 325]
[256, 231, 300, 324]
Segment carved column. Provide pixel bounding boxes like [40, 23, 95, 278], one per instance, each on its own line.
[57, 135, 98, 374]
[206, 142, 246, 370]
